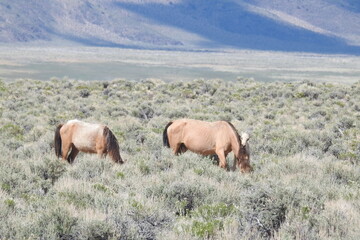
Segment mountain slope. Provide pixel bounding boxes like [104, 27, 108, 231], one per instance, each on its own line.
[1, 0, 360, 53]
[246, 0, 360, 46]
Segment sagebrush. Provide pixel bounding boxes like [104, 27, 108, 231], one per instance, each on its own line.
[0, 78, 359, 239]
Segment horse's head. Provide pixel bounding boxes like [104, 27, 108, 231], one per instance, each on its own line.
[240, 132, 249, 147]
[238, 132, 251, 173]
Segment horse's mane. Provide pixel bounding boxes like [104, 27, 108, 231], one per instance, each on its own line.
[103, 126, 124, 163]
[225, 121, 242, 153]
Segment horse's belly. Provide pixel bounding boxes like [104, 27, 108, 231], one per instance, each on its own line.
[186, 143, 216, 156]
[199, 149, 216, 156]
[72, 135, 97, 153]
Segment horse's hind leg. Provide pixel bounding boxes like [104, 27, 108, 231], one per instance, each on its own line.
[173, 143, 187, 155]
[96, 144, 108, 159]
[67, 145, 79, 164]
[61, 141, 72, 162]
[172, 144, 180, 155]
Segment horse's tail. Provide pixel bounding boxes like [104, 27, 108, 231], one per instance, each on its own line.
[163, 121, 173, 148]
[104, 126, 124, 164]
[54, 124, 63, 158]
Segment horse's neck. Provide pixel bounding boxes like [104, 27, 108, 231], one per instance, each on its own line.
[230, 133, 241, 157]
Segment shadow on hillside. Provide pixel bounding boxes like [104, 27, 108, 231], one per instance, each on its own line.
[115, 0, 360, 54]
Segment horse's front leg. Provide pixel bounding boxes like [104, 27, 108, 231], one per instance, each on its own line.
[97, 149, 106, 159]
[232, 155, 237, 171]
[95, 139, 107, 159]
[215, 149, 227, 170]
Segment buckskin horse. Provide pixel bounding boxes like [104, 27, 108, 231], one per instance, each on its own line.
[54, 119, 124, 164]
[163, 119, 251, 173]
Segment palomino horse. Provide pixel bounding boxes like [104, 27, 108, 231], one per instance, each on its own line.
[54, 119, 124, 164]
[163, 119, 251, 173]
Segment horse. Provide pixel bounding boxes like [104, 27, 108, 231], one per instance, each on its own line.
[163, 119, 251, 173]
[54, 119, 124, 164]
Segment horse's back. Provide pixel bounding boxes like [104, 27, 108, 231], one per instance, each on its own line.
[168, 119, 212, 139]
[168, 119, 231, 155]
[62, 120, 104, 152]
[173, 119, 229, 135]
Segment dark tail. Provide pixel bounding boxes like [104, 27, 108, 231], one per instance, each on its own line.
[104, 127, 124, 164]
[54, 124, 63, 158]
[163, 122, 173, 148]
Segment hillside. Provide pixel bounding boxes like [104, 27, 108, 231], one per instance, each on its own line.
[1, 0, 360, 53]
